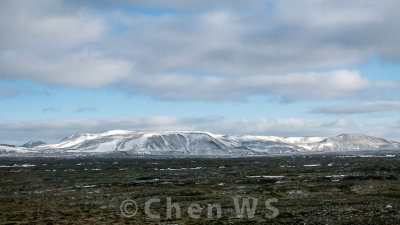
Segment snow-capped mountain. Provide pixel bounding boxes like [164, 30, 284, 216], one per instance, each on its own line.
[38, 130, 247, 155]
[0, 144, 34, 154]
[305, 134, 399, 151]
[0, 130, 399, 155]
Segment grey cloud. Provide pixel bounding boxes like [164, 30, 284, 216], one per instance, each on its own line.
[0, 87, 21, 98]
[74, 0, 267, 10]
[0, 86, 48, 99]
[1, 117, 399, 145]
[312, 101, 400, 114]
[108, 1, 400, 75]
[42, 107, 61, 113]
[74, 107, 97, 113]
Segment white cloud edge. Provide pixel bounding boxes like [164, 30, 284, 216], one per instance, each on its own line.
[312, 101, 400, 114]
[1, 116, 399, 145]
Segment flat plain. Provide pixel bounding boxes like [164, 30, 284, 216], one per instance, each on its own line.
[0, 152, 399, 224]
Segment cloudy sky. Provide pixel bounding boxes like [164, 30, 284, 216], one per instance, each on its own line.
[1, 0, 400, 144]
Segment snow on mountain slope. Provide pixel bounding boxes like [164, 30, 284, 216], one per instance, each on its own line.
[308, 134, 399, 151]
[2, 131, 399, 155]
[37, 131, 245, 155]
[0, 145, 32, 153]
[234, 135, 325, 144]
[233, 135, 326, 152]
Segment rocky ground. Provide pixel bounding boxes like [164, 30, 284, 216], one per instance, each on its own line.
[0, 153, 399, 224]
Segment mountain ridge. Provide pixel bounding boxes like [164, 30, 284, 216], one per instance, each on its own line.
[1, 130, 399, 155]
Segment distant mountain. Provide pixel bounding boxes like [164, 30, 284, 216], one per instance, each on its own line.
[21, 141, 46, 148]
[0, 144, 32, 154]
[0, 130, 399, 155]
[307, 134, 399, 151]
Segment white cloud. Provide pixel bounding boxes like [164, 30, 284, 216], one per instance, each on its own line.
[0, 0, 133, 87]
[127, 70, 374, 101]
[1, 117, 399, 145]
[0, 0, 105, 51]
[0, 49, 133, 87]
[0, 0, 399, 101]
[78, 0, 267, 9]
[312, 101, 400, 114]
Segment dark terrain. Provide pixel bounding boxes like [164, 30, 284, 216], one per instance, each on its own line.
[1, 152, 400, 224]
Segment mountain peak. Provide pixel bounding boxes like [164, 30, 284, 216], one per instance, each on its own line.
[2, 131, 399, 155]
[21, 141, 46, 148]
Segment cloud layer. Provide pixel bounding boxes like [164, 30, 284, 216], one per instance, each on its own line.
[1, 117, 399, 145]
[0, 85, 47, 98]
[128, 70, 374, 101]
[0, 0, 399, 101]
[312, 101, 400, 114]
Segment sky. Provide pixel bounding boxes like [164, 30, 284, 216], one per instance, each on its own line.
[1, 0, 400, 144]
